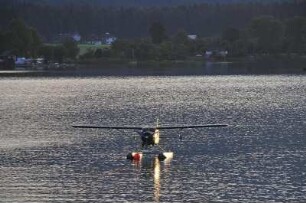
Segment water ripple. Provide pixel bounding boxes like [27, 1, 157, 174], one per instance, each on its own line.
[0, 75, 305, 202]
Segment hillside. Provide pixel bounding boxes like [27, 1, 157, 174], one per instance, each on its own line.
[3, 0, 290, 7]
[0, 0, 304, 40]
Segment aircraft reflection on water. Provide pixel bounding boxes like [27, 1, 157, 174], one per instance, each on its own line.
[131, 155, 173, 202]
[73, 119, 228, 161]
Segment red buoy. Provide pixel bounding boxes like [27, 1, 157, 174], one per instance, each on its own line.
[133, 153, 141, 161]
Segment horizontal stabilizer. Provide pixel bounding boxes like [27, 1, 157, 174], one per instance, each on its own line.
[72, 125, 143, 130]
[156, 124, 228, 129]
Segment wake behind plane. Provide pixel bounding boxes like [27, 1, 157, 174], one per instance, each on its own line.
[72, 120, 228, 161]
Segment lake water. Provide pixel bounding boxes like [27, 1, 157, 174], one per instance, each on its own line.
[0, 73, 305, 202]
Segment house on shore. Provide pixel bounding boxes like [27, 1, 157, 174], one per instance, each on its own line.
[58, 33, 82, 42]
[84, 33, 117, 45]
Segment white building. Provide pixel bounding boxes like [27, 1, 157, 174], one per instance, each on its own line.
[187, 34, 197, 40]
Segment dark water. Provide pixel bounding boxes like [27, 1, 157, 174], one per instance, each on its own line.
[1, 59, 306, 77]
[0, 75, 305, 202]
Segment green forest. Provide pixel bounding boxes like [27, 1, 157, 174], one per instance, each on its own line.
[1, 1, 305, 39]
[0, 0, 306, 65]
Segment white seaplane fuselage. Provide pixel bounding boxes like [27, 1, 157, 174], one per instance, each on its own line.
[130, 128, 173, 161]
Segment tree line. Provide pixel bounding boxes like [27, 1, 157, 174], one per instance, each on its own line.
[4, 0, 290, 7]
[0, 19, 79, 63]
[81, 16, 306, 62]
[0, 1, 305, 41]
[1, 15, 306, 63]
[1, 0, 306, 63]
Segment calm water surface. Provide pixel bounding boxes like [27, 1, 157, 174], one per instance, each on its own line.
[0, 75, 305, 202]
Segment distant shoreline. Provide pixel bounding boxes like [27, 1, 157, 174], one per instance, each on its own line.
[1, 59, 305, 78]
[77, 54, 306, 66]
[1, 54, 306, 77]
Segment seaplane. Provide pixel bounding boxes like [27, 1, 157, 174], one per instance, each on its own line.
[72, 119, 228, 161]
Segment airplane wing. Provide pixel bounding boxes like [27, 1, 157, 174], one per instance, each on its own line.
[72, 124, 228, 130]
[72, 125, 143, 130]
[156, 124, 228, 130]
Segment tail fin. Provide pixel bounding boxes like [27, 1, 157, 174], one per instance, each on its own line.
[156, 118, 159, 127]
[154, 118, 160, 145]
